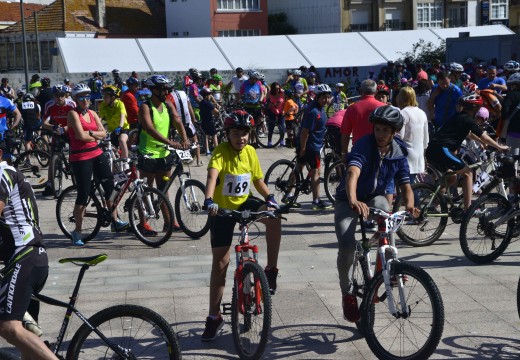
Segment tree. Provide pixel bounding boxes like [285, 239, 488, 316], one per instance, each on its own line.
[398, 39, 446, 64]
[268, 12, 297, 35]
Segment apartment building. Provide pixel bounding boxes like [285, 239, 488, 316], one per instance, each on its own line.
[166, 0, 268, 38]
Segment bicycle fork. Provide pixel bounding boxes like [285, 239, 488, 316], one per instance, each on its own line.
[234, 245, 263, 316]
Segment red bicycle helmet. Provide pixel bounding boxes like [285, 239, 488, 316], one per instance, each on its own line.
[224, 110, 252, 131]
[376, 84, 390, 95]
[461, 94, 484, 107]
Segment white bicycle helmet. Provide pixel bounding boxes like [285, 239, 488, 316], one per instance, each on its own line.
[247, 69, 260, 79]
[145, 75, 171, 88]
[504, 60, 520, 72]
[507, 72, 520, 84]
[315, 84, 332, 95]
[335, 83, 344, 88]
[292, 70, 302, 76]
[71, 83, 91, 97]
[449, 62, 464, 72]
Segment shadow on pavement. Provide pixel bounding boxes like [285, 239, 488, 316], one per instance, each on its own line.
[442, 335, 520, 359]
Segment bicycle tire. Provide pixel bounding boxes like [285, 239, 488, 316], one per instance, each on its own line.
[392, 182, 448, 247]
[360, 261, 444, 360]
[127, 128, 139, 147]
[517, 276, 520, 320]
[231, 261, 272, 360]
[324, 159, 345, 205]
[13, 150, 51, 189]
[128, 186, 174, 247]
[35, 136, 50, 154]
[264, 159, 300, 205]
[175, 179, 209, 239]
[459, 193, 514, 264]
[49, 154, 63, 198]
[56, 185, 102, 243]
[66, 304, 181, 360]
[258, 122, 282, 148]
[351, 242, 370, 335]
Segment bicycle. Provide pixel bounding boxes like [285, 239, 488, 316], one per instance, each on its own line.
[352, 207, 444, 360]
[48, 133, 75, 197]
[392, 149, 509, 246]
[56, 155, 175, 247]
[10, 149, 51, 190]
[219, 208, 287, 360]
[10, 253, 181, 359]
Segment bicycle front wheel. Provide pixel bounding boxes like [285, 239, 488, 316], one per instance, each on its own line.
[175, 179, 209, 239]
[258, 122, 282, 148]
[361, 261, 444, 360]
[393, 183, 448, 246]
[231, 261, 272, 360]
[264, 159, 299, 205]
[56, 185, 102, 243]
[49, 154, 63, 197]
[459, 193, 514, 264]
[13, 150, 51, 189]
[324, 159, 345, 205]
[351, 242, 370, 334]
[66, 304, 181, 360]
[129, 186, 174, 247]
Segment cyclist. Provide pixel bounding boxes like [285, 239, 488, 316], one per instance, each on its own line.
[188, 69, 203, 120]
[0, 147, 58, 360]
[503, 60, 520, 81]
[99, 85, 130, 160]
[208, 74, 223, 105]
[332, 83, 347, 111]
[0, 96, 22, 161]
[501, 72, 520, 147]
[266, 82, 285, 147]
[199, 88, 220, 156]
[36, 77, 53, 111]
[137, 75, 189, 234]
[67, 83, 128, 246]
[449, 62, 465, 90]
[307, 72, 319, 101]
[291, 84, 333, 210]
[224, 67, 248, 102]
[425, 94, 509, 211]
[240, 70, 266, 137]
[112, 69, 123, 89]
[478, 65, 507, 95]
[18, 93, 42, 152]
[201, 111, 282, 341]
[334, 105, 418, 323]
[0, 78, 15, 100]
[120, 77, 139, 130]
[88, 71, 104, 101]
[285, 69, 307, 107]
[427, 71, 463, 131]
[283, 89, 298, 148]
[374, 84, 391, 105]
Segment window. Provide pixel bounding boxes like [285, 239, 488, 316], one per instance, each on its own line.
[447, 3, 467, 27]
[217, 0, 259, 10]
[183, 31, 189, 36]
[417, 2, 443, 28]
[350, 9, 371, 31]
[217, 29, 260, 37]
[384, 9, 403, 31]
[491, 0, 507, 19]
[172, 32, 179, 37]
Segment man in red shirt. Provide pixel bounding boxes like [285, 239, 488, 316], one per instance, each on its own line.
[415, 63, 428, 81]
[121, 77, 139, 129]
[341, 79, 385, 155]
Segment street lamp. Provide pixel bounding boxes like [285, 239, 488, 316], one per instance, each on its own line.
[20, 0, 29, 92]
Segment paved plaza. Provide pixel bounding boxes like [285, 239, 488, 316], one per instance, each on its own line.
[1, 145, 520, 359]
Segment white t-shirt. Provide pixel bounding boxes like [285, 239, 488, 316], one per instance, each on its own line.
[231, 75, 249, 93]
[397, 106, 429, 174]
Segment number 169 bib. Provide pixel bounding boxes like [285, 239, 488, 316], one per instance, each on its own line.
[223, 173, 251, 197]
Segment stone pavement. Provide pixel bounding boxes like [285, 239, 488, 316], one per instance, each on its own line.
[1, 145, 520, 359]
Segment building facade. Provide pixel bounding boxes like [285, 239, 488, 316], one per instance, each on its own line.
[268, 0, 511, 33]
[166, 0, 268, 38]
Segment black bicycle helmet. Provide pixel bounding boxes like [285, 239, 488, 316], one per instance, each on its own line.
[41, 77, 51, 87]
[369, 105, 404, 131]
[23, 93, 35, 102]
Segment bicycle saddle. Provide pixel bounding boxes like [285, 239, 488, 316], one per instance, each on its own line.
[59, 254, 107, 266]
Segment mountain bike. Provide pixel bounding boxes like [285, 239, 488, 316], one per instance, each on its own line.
[220, 208, 286, 360]
[352, 207, 444, 360]
[56, 156, 175, 247]
[392, 150, 509, 246]
[48, 133, 74, 197]
[11, 149, 51, 190]
[31, 254, 181, 359]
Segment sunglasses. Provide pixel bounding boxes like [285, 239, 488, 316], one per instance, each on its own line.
[77, 95, 91, 101]
[154, 87, 170, 92]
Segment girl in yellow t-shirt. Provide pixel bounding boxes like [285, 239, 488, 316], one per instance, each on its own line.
[99, 85, 129, 159]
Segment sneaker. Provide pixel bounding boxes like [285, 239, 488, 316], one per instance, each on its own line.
[267, 141, 272, 147]
[264, 267, 279, 295]
[163, 223, 183, 232]
[71, 231, 84, 246]
[312, 199, 332, 210]
[201, 315, 224, 341]
[41, 185, 54, 198]
[138, 222, 158, 236]
[279, 141, 285, 147]
[282, 195, 301, 208]
[342, 294, 361, 323]
[111, 219, 129, 232]
[258, 132, 267, 138]
[22, 312, 43, 337]
[196, 161, 204, 167]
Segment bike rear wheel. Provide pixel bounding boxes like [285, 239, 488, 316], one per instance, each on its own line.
[459, 193, 514, 264]
[264, 159, 300, 205]
[393, 182, 448, 246]
[128, 186, 174, 247]
[361, 261, 444, 360]
[324, 159, 345, 204]
[49, 154, 63, 197]
[13, 150, 51, 189]
[351, 242, 370, 334]
[56, 185, 102, 243]
[66, 304, 181, 360]
[231, 261, 272, 360]
[175, 179, 209, 238]
[258, 122, 282, 148]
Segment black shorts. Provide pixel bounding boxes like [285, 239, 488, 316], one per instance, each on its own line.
[209, 197, 265, 248]
[109, 129, 129, 148]
[0, 246, 48, 321]
[244, 106, 262, 121]
[285, 121, 296, 131]
[184, 124, 196, 138]
[425, 145, 466, 173]
[296, 148, 321, 170]
[137, 152, 175, 174]
[326, 125, 342, 155]
[201, 120, 217, 137]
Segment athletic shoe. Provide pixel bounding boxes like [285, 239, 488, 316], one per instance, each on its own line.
[138, 222, 158, 236]
[267, 141, 272, 147]
[111, 219, 129, 232]
[41, 185, 54, 198]
[279, 141, 285, 147]
[342, 294, 360, 323]
[22, 312, 43, 337]
[257, 132, 267, 138]
[201, 315, 224, 341]
[282, 195, 301, 208]
[71, 231, 84, 246]
[196, 161, 204, 167]
[312, 199, 332, 210]
[264, 267, 279, 295]
[163, 223, 183, 232]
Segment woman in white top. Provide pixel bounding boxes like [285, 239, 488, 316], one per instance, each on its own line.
[396, 86, 429, 183]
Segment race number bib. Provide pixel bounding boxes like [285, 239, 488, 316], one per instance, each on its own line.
[473, 171, 491, 193]
[175, 149, 193, 162]
[22, 101, 35, 109]
[223, 173, 251, 197]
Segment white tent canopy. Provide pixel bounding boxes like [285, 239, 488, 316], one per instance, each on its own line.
[431, 25, 514, 39]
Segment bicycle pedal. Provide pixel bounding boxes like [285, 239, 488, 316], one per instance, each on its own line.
[221, 302, 232, 315]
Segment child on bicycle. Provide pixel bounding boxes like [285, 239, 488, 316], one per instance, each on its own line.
[99, 85, 130, 161]
[334, 105, 418, 324]
[201, 110, 282, 341]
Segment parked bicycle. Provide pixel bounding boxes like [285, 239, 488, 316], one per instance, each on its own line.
[48, 133, 74, 197]
[10, 149, 51, 190]
[219, 207, 287, 360]
[352, 207, 444, 360]
[56, 155, 175, 247]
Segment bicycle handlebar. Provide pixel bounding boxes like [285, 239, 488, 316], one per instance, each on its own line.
[218, 206, 289, 222]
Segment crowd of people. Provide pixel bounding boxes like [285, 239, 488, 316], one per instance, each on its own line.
[2, 55, 520, 356]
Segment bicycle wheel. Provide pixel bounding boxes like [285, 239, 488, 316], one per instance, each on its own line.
[128, 186, 174, 247]
[324, 159, 345, 204]
[351, 242, 370, 334]
[517, 276, 520, 320]
[392, 183, 448, 247]
[127, 129, 139, 147]
[459, 193, 514, 264]
[231, 261, 272, 360]
[361, 261, 444, 360]
[175, 179, 209, 239]
[66, 304, 181, 360]
[56, 185, 102, 243]
[264, 159, 300, 205]
[34, 136, 50, 154]
[13, 150, 51, 189]
[258, 122, 282, 148]
[49, 154, 63, 197]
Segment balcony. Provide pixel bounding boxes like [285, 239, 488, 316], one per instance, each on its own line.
[382, 20, 406, 31]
